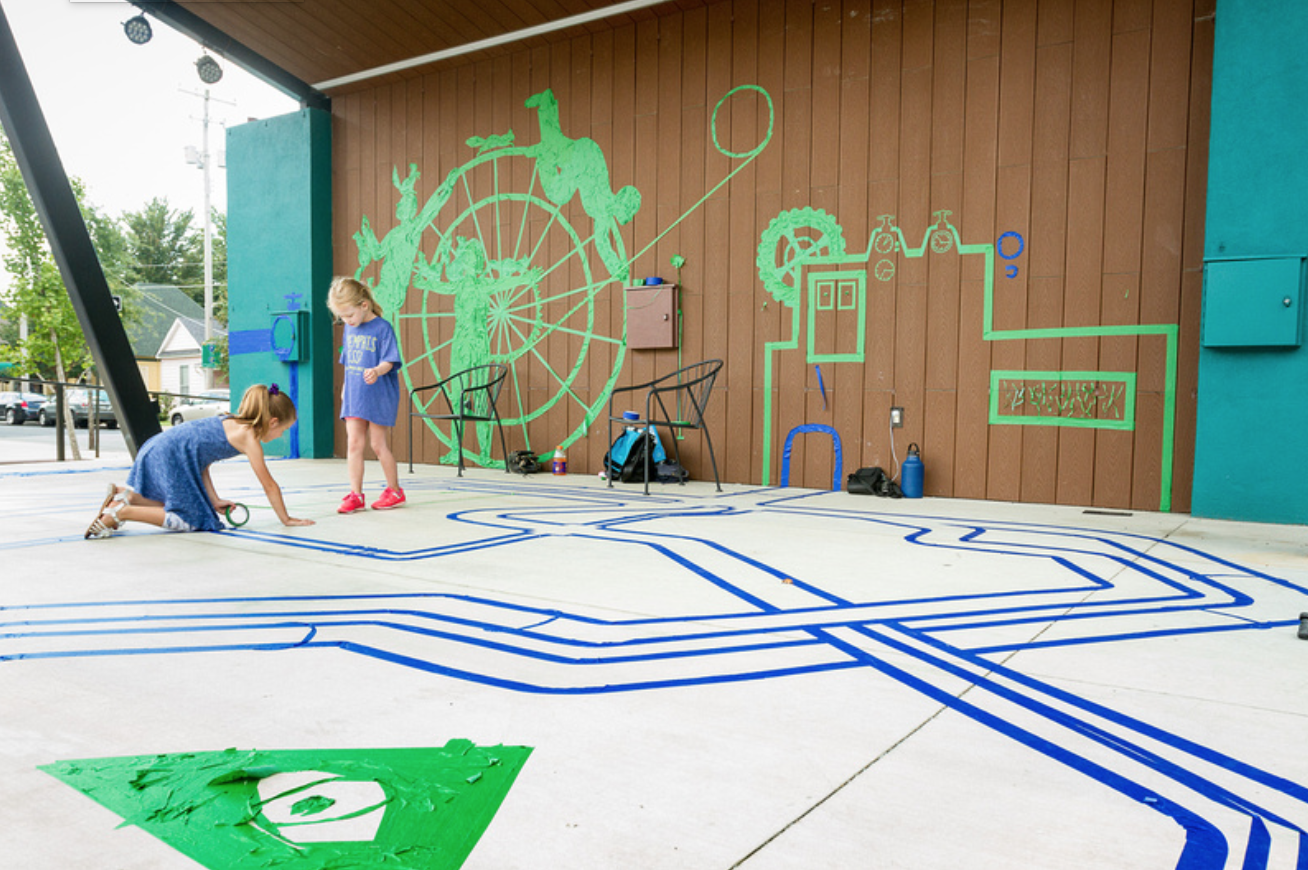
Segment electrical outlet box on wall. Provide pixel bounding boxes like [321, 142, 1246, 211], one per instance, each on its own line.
[270, 309, 309, 362]
[624, 284, 678, 350]
[1202, 256, 1304, 347]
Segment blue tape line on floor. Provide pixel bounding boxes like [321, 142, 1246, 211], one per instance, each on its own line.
[6, 480, 1308, 865]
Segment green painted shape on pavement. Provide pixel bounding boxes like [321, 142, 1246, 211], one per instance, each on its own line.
[40, 740, 531, 870]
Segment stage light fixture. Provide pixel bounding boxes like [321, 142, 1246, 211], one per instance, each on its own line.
[123, 14, 152, 45]
[196, 54, 223, 84]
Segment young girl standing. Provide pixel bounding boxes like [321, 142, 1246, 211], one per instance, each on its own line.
[85, 383, 314, 538]
[328, 276, 405, 512]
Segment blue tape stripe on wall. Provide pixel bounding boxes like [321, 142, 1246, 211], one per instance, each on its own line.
[229, 329, 273, 356]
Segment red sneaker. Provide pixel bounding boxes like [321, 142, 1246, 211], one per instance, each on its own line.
[371, 487, 406, 510]
[337, 491, 366, 514]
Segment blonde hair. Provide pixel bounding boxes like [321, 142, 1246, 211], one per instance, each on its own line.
[327, 276, 383, 318]
[232, 383, 297, 439]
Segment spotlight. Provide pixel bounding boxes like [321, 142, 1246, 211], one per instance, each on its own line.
[123, 14, 152, 45]
[195, 54, 223, 84]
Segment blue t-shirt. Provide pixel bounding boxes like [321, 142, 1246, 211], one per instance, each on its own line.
[340, 315, 402, 425]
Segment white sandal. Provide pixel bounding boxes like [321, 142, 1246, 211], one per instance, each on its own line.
[96, 483, 134, 510]
[85, 500, 126, 540]
[97, 483, 118, 514]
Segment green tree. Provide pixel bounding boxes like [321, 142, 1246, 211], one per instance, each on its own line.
[210, 209, 228, 324]
[1, 134, 137, 381]
[2, 136, 83, 455]
[0, 135, 88, 378]
[123, 197, 203, 298]
[1, 130, 143, 457]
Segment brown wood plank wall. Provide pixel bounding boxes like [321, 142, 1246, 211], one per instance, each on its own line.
[330, 0, 1210, 511]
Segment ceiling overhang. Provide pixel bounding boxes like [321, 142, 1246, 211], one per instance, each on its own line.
[129, 0, 708, 110]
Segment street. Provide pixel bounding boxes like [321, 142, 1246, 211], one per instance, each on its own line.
[0, 418, 132, 463]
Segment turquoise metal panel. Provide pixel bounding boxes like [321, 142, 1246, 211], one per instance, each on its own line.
[1194, 0, 1308, 524]
[226, 108, 334, 458]
[1202, 257, 1303, 347]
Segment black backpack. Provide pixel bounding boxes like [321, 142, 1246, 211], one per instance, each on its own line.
[508, 450, 541, 475]
[617, 431, 653, 482]
[846, 466, 902, 498]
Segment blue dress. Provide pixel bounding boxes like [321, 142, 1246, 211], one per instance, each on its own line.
[126, 415, 240, 532]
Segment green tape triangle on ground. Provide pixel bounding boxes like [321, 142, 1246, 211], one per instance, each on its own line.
[40, 740, 531, 869]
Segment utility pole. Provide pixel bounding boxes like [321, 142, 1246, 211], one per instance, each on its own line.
[182, 88, 232, 389]
[17, 313, 27, 390]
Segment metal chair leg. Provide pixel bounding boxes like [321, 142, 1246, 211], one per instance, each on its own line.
[494, 411, 509, 473]
[454, 418, 464, 477]
[703, 426, 722, 492]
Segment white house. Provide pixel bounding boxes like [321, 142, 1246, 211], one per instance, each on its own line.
[126, 284, 226, 396]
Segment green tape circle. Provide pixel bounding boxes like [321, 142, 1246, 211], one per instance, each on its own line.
[225, 503, 250, 528]
[711, 84, 774, 160]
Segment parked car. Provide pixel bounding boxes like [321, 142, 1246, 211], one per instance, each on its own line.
[169, 389, 231, 426]
[38, 389, 118, 428]
[1, 391, 47, 425]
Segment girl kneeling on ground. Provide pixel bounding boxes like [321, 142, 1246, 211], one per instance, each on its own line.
[85, 383, 314, 538]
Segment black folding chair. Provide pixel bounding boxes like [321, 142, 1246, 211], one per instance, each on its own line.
[408, 363, 509, 476]
[607, 359, 723, 495]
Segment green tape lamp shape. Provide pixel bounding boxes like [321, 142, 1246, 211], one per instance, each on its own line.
[41, 740, 531, 869]
[754, 206, 1179, 510]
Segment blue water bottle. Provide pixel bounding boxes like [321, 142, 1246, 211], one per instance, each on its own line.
[901, 443, 924, 498]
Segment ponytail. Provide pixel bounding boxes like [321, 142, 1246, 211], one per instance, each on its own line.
[232, 383, 297, 439]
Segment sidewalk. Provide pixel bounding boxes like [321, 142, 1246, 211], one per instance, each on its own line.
[2, 456, 1306, 869]
[0, 430, 131, 465]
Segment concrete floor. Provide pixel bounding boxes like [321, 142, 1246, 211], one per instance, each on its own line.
[2, 446, 1306, 869]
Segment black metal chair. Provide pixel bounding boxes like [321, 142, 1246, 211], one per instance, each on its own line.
[408, 363, 509, 476]
[607, 359, 723, 495]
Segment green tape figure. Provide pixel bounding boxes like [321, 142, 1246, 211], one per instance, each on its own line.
[356, 84, 774, 469]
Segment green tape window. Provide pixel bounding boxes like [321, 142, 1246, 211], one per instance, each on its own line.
[806, 271, 866, 363]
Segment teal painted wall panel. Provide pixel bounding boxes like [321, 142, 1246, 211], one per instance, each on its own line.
[226, 108, 334, 458]
[1192, 347, 1308, 523]
[1195, 0, 1308, 523]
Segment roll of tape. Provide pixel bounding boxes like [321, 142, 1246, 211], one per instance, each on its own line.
[225, 503, 250, 528]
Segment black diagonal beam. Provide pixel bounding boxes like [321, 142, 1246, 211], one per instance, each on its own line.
[128, 0, 330, 112]
[0, 1, 161, 455]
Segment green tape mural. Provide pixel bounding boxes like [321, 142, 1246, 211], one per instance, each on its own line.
[41, 741, 531, 870]
[756, 211, 1179, 510]
[356, 85, 774, 469]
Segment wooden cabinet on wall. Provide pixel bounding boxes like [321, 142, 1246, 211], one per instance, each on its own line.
[624, 284, 678, 350]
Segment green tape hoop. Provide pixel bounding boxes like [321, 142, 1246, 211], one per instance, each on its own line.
[224, 503, 250, 528]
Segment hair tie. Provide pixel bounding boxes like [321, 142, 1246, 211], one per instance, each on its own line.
[269, 383, 280, 397]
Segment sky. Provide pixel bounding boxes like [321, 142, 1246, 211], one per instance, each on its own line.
[3, 0, 300, 222]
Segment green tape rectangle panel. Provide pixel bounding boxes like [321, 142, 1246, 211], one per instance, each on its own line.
[989, 370, 1136, 430]
[806, 270, 866, 363]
